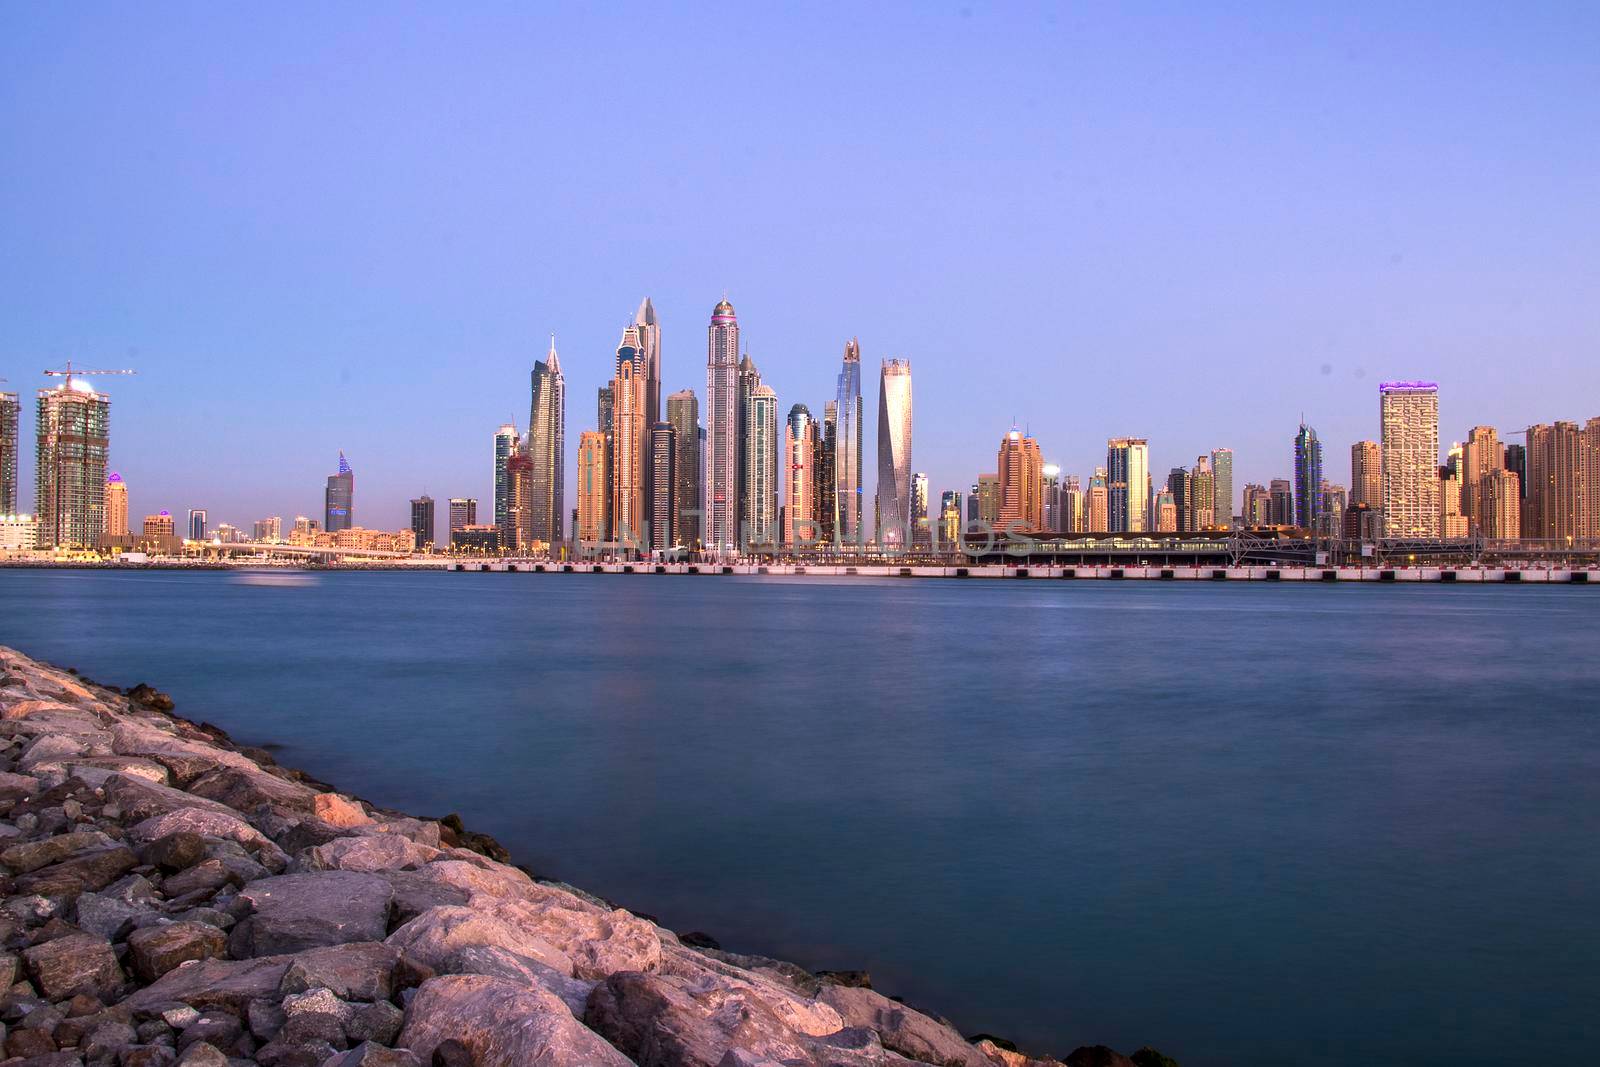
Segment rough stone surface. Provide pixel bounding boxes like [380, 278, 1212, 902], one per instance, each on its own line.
[399, 974, 633, 1067]
[126, 922, 229, 982]
[310, 795, 370, 829]
[22, 932, 127, 1001]
[232, 873, 393, 956]
[278, 942, 402, 1003]
[819, 984, 991, 1067]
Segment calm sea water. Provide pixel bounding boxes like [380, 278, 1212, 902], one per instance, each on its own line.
[1, 570, 1597, 1066]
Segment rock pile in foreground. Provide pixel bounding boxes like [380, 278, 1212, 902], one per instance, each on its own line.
[0, 645, 1166, 1067]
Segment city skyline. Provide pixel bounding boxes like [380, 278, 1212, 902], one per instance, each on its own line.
[3, 8, 1598, 530]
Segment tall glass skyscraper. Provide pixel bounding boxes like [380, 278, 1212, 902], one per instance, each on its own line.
[784, 404, 817, 546]
[1106, 438, 1149, 533]
[875, 358, 913, 548]
[188, 508, 208, 542]
[528, 337, 565, 546]
[35, 381, 111, 550]
[834, 339, 863, 545]
[742, 383, 778, 547]
[324, 452, 353, 534]
[492, 424, 518, 543]
[1294, 422, 1323, 530]
[705, 299, 740, 552]
[410, 495, 435, 549]
[635, 297, 661, 430]
[1210, 447, 1233, 528]
[648, 422, 675, 553]
[667, 389, 700, 550]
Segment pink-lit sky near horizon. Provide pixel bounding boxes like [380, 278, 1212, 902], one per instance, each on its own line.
[3, 3, 1597, 531]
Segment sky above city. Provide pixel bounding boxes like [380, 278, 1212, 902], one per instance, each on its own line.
[3, 3, 1597, 531]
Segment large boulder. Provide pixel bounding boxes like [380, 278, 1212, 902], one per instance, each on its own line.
[818, 984, 991, 1067]
[22, 932, 127, 1000]
[662, 946, 841, 1037]
[187, 765, 316, 813]
[1, 830, 115, 872]
[127, 807, 275, 852]
[398, 974, 633, 1067]
[102, 774, 241, 822]
[585, 970, 824, 1067]
[279, 942, 405, 1002]
[371, 869, 470, 924]
[298, 834, 437, 874]
[126, 921, 229, 981]
[231, 872, 393, 956]
[311, 794, 371, 828]
[124, 956, 293, 1015]
[445, 945, 597, 1017]
[384, 905, 573, 976]
[15, 845, 137, 897]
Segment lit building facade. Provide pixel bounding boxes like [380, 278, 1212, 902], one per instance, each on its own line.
[610, 353, 647, 543]
[834, 339, 864, 545]
[1210, 448, 1233, 528]
[576, 430, 610, 545]
[875, 358, 913, 547]
[649, 422, 675, 552]
[1086, 468, 1109, 532]
[492, 424, 518, 543]
[996, 431, 1043, 533]
[0, 513, 37, 552]
[784, 404, 818, 547]
[188, 509, 208, 541]
[1350, 440, 1382, 509]
[528, 338, 565, 546]
[704, 299, 740, 552]
[1294, 422, 1323, 530]
[35, 381, 111, 550]
[448, 498, 476, 534]
[1524, 421, 1584, 541]
[910, 471, 930, 547]
[1481, 468, 1522, 539]
[253, 516, 283, 542]
[324, 452, 354, 534]
[105, 473, 128, 538]
[1462, 425, 1502, 534]
[940, 490, 962, 544]
[1106, 438, 1149, 533]
[741, 383, 778, 547]
[1379, 381, 1441, 537]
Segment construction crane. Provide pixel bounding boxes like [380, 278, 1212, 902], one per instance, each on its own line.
[43, 360, 137, 390]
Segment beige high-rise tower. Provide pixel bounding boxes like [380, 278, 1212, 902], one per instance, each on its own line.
[1379, 382, 1440, 538]
[1461, 425, 1502, 534]
[610, 351, 647, 543]
[1350, 440, 1382, 509]
[105, 473, 129, 538]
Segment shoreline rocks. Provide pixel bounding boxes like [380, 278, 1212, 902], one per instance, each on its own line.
[0, 644, 1171, 1067]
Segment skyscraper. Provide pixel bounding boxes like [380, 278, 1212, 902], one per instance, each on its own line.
[1268, 479, 1295, 526]
[411, 495, 435, 550]
[0, 389, 17, 516]
[1523, 421, 1583, 541]
[1379, 381, 1441, 538]
[528, 337, 565, 546]
[1582, 417, 1600, 539]
[817, 401, 838, 545]
[505, 448, 534, 551]
[736, 351, 762, 529]
[253, 516, 283, 542]
[1155, 489, 1178, 532]
[448, 498, 477, 534]
[705, 299, 740, 552]
[1061, 474, 1084, 534]
[1481, 468, 1522, 539]
[940, 490, 962, 544]
[1087, 467, 1109, 532]
[576, 431, 610, 544]
[635, 297, 662, 431]
[1350, 440, 1382, 509]
[1210, 448, 1233, 529]
[910, 471, 930, 547]
[320, 452, 352, 534]
[1106, 438, 1149, 533]
[996, 430, 1043, 533]
[834, 339, 864, 546]
[1440, 444, 1468, 538]
[610, 347, 648, 545]
[649, 422, 675, 553]
[1504, 443, 1527, 504]
[35, 380, 111, 550]
[493, 424, 518, 540]
[1190, 455, 1216, 530]
[1242, 483, 1271, 526]
[1040, 465, 1061, 534]
[188, 508, 208, 541]
[742, 382, 779, 547]
[976, 473, 1000, 528]
[105, 473, 128, 538]
[1460, 425, 1502, 534]
[667, 389, 701, 549]
[784, 404, 818, 547]
[1293, 421, 1323, 530]
[875, 358, 913, 548]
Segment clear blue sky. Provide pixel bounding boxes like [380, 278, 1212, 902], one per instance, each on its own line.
[3, 3, 1596, 531]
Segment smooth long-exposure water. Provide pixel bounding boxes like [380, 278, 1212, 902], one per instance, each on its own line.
[2, 570, 1596, 1066]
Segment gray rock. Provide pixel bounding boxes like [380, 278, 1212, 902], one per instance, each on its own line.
[123, 1046, 179, 1067]
[370, 871, 468, 926]
[83, 1019, 138, 1060]
[584, 969, 821, 1067]
[124, 957, 293, 1016]
[231, 873, 393, 957]
[383, 906, 572, 978]
[71, 893, 149, 941]
[297, 836, 436, 875]
[246, 998, 287, 1043]
[254, 1037, 338, 1067]
[15, 846, 137, 897]
[279, 943, 402, 1003]
[399, 974, 632, 1067]
[174, 1042, 227, 1067]
[174, 1013, 240, 1053]
[341, 1002, 401, 1047]
[22, 933, 126, 1001]
[444, 945, 596, 1017]
[328, 1043, 421, 1067]
[185, 767, 315, 815]
[0, 831, 115, 873]
[158, 1007, 199, 1030]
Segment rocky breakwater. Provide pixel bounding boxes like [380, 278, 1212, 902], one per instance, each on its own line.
[0, 645, 1170, 1067]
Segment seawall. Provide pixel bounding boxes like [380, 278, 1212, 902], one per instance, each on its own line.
[0, 645, 1165, 1067]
